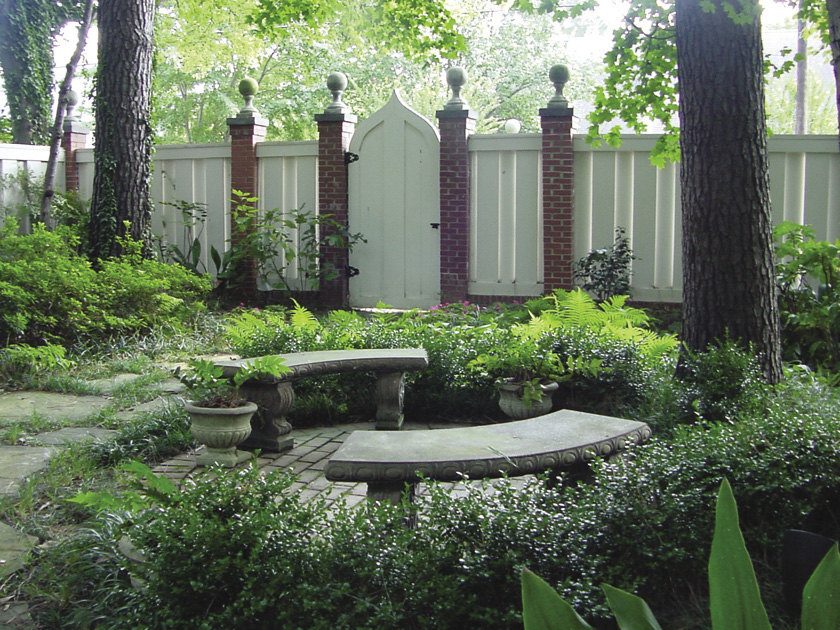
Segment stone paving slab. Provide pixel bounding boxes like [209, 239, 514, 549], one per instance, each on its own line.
[0, 521, 37, 580]
[0, 392, 112, 425]
[0, 599, 34, 629]
[113, 396, 179, 422]
[25, 427, 119, 446]
[0, 446, 52, 498]
[87, 373, 145, 396]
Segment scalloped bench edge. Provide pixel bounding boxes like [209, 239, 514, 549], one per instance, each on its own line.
[325, 409, 652, 503]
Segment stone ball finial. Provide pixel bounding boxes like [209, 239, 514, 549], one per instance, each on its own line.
[325, 71, 350, 114]
[547, 64, 570, 109]
[64, 89, 80, 121]
[503, 119, 521, 134]
[238, 77, 259, 116]
[239, 77, 259, 97]
[444, 66, 469, 111]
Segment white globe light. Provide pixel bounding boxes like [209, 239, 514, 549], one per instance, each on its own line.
[504, 119, 521, 134]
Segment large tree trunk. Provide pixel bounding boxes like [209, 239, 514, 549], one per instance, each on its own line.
[0, 0, 55, 144]
[676, 0, 782, 383]
[87, 0, 155, 260]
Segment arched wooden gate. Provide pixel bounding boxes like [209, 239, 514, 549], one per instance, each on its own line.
[348, 92, 440, 308]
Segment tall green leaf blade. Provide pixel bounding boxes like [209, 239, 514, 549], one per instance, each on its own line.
[601, 583, 662, 630]
[709, 479, 772, 630]
[521, 569, 593, 630]
[801, 542, 840, 630]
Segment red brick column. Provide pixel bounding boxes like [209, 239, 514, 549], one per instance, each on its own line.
[540, 107, 575, 292]
[62, 118, 88, 192]
[315, 112, 356, 309]
[227, 88, 268, 300]
[436, 109, 476, 303]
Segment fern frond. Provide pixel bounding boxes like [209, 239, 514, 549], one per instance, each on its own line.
[599, 296, 650, 328]
[290, 299, 320, 331]
[551, 288, 607, 328]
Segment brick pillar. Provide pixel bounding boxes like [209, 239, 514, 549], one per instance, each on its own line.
[315, 72, 356, 309]
[540, 64, 575, 292]
[61, 90, 88, 192]
[436, 67, 476, 304]
[227, 78, 268, 300]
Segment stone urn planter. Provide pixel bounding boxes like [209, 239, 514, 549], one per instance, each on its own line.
[185, 401, 257, 467]
[496, 380, 558, 420]
[173, 356, 289, 468]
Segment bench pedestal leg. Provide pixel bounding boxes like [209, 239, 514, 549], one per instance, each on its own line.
[374, 371, 405, 430]
[238, 381, 295, 453]
[366, 481, 417, 527]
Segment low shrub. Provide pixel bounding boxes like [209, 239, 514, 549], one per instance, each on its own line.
[225, 296, 680, 424]
[0, 220, 211, 345]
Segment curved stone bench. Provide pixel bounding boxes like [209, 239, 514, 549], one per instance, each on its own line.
[216, 348, 428, 452]
[325, 409, 651, 502]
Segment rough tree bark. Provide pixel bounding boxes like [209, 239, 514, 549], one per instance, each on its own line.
[88, 0, 155, 260]
[676, 0, 782, 383]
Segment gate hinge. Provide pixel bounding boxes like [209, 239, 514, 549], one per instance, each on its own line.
[344, 151, 360, 165]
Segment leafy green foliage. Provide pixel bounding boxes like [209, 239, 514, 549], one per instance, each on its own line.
[0, 219, 211, 345]
[224, 295, 680, 423]
[214, 191, 366, 294]
[153, 198, 210, 274]
[0, 343, 75, 385]
[774, 221, 840, 373]
[521, 479, 840, 630]
[709, 478, 772, 630]
[173, 355, 289, 407]
[585, 0, 679, 166]
[522, 569, 591, 630]
[87, 403, 195, 467]
[574, 227, 636, 301]
[250, 0, 465, 62]
[675, 337, 768, 425]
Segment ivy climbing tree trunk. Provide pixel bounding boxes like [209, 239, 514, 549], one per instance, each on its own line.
[0, 0, 58, 144]
[676, 0, 781, 383]
[88, 0, 155, 261]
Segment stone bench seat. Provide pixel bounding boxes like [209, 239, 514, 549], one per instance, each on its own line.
[325, 409, 651, 502]
[216, 349, 428, 452]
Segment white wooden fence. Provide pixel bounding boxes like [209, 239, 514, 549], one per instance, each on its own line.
[0, 144, 63, 232]
[1, 134, 837, 304]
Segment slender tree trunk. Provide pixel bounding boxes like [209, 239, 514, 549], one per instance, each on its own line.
[828, 0, 840, 148]
[676, 0, 782, 383]
[88, 0, 155, 260]
[795, 17, 807, 134]
[40, 0, 95, 226]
